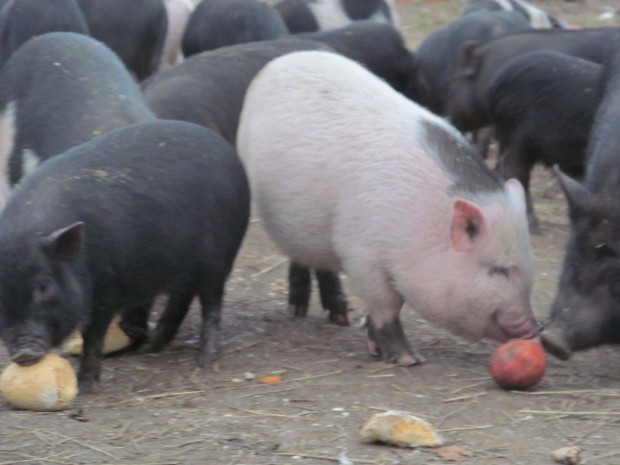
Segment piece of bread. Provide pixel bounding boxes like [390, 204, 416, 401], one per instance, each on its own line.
[63, 314, 132, 355]
[359, 410, 444, 448]
[0, 353, 77, 411]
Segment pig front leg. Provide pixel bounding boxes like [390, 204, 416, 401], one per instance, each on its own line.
[79, 308, 116, 393]
[345, 259, 424, 365]
[365, 313, 425, 366]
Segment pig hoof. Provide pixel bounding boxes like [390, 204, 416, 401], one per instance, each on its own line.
[394, 351, 425, 366]
[328, 310, 350, 326]
[528, 217, 542, 235]
[366, 338, 381, 357]
[78, 379, 98, 395]
[366, 342, 424, 366]
[138, 341, 163, 354]
[288, 304, 308, 318]
[197, 353, 218, 369]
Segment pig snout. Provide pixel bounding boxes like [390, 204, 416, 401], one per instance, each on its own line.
[540, 329, 573, 360]
[486, 308, 540, 342]
[7, 332, 50, 365]
[10, 347, 47, 365]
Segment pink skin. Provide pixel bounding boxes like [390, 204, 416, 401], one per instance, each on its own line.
[484, 309, 540, 342]
[160, 0, 194, 71]
[237, 51, 538, 366]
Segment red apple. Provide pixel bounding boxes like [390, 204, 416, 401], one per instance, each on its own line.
[490, 339, 546, 390]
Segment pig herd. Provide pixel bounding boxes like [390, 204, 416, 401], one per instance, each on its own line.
[0, 0, 616, 395]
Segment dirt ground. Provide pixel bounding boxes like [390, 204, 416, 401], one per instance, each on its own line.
[2, 1, 620, 464]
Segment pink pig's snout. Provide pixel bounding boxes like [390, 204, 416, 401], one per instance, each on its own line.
[486, 308, 541, 342]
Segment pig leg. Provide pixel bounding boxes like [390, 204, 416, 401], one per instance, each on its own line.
[472, 126, 495, 160]
[496, 143, 539, 233]
[315, 269, 350, 326]
[197, 291, 222, 368]
[345, 263, 424, 366]
[117, 302, 152, 352]
[365, 311, 425, 366]
[79, 305, 117, 393]
[288, 262, 311, 317]
[142, 289, 195, 353]
[197, 272, 228, 368]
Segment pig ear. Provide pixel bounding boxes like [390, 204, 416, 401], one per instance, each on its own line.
[44, 222, 84, 262]
[457, 41, 482, 77]
[553, 165, 592, 220]
[451, 199, 485, 252]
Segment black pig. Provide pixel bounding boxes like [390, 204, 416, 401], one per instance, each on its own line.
[0, 0, 89, 70]
[0, 32, 155, 206]
[182, 0, 288, 57]
[489, 51, 601, 233]
[542, 39, 620, 359]
[0, 120, 250, 393]
[142, 39, 329, 145]
[273, 0, 400, 34]
[76, 0, 167, 80]
[462, 0, 565, 29]
[298, 21, 415, 98]
[446, 27, 620, 133]
[411, 10, 530, 116]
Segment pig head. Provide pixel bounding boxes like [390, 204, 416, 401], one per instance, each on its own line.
[0, 223, 85, 365]
[542, 168, 620, 359]
[404, 178, 539, 343]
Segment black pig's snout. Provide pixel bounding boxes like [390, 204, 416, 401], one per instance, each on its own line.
[10, 347, 47, 366]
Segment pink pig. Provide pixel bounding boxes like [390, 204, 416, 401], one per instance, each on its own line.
[237, 50, 540, 365]
[160, 0, 194, 71]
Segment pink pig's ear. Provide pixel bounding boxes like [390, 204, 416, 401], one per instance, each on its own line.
[451, 199, 485, 251]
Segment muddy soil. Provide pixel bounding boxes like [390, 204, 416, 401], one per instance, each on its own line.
[1, 1, 620, 464]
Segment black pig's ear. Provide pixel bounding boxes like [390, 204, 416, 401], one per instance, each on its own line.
[43, 222, 84, 262]
[553, 165, 592, 221]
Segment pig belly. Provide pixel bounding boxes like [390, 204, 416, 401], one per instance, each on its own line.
[252, 173, 342, 271]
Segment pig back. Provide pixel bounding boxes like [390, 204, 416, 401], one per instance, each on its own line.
[237, 50, 502, 269]
[0, 31, 155, 185]
[142, 38, 329, 145]
[1, 120, 250, 291]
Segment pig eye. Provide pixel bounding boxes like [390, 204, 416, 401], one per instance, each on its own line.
[594, 243, 617, 261]
[489, 266, 510, 278]
[33, 278, 57, 303]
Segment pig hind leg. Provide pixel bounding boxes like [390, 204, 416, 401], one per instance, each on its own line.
[315, 270, 349, 326]
[197, 264, 233, 368]
[142, 288, 196, 353]
[288, 262, 311, 317]
[288, 263, 350, 325]
[114, 302, 153, 354]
